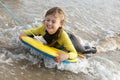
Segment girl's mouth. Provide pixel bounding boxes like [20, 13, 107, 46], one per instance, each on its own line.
[46, 26, 53, 30]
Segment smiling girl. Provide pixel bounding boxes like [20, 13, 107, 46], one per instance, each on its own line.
[19, 7, 97, 62]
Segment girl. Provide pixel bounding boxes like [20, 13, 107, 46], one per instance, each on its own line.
[19, 7, 97, 62]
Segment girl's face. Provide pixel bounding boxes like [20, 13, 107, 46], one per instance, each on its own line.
[44, 15, 62, 34]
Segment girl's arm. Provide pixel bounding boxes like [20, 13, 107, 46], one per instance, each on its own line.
[19, 26, 46, 39]
[55, 31, 78, 62]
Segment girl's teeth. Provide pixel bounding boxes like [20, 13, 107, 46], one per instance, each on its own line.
[48, 26, 52, 29]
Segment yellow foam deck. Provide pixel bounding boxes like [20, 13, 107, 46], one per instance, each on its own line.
[21, 36, 86, 63]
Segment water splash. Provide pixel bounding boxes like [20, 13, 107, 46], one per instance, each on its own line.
[43, 55, 120, 80]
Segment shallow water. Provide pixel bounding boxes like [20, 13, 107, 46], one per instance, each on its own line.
[0, 0, 120, 80]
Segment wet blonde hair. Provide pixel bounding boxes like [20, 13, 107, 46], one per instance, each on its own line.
[44, 7, 66, 26]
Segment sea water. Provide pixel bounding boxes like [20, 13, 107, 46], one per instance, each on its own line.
[0, 0, 120, 80]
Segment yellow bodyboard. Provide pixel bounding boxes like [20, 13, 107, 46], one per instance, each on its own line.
[21, 36, 86, 63]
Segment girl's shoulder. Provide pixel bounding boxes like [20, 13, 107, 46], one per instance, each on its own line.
[36, 25, 45, 30]
[36, 25, 46, 32]
[32, 25, 46, 35]
[60, 30, 70, 39]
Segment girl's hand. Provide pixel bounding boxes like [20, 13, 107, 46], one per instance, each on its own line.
[55, 52, 69, 62]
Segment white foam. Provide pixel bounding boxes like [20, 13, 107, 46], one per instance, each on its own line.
[0, 51, 13, 65]
[42, 55, 120, 80]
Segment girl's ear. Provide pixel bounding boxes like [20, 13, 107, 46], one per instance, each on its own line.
[60, 23, 63, 28]
[60, 20, 64, 26]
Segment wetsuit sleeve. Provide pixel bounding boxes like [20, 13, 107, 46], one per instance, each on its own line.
[59, 31, 78, 59]
[23, 26, 46, 36]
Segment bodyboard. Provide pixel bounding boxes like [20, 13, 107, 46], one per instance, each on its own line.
[21, 36, 86, 63]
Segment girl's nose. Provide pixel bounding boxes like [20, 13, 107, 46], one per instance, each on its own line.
[47, 21, 52, 25]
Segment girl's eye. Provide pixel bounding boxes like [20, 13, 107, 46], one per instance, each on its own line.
[46, 19, 50, 22]
[45, 19, 56, 23]
[52, 21, 56, 23]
